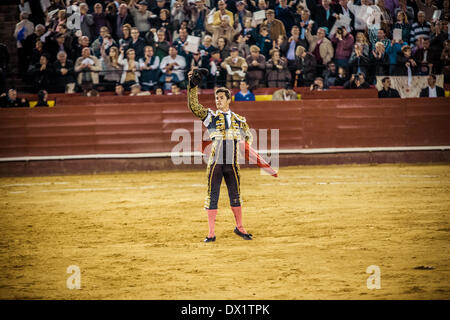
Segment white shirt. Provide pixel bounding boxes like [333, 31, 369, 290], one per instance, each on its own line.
[428, 86, 437, 98]
[221, 110, 231, 128]
[159, 55, 186, 81]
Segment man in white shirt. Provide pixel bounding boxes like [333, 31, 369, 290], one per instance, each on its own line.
[419, 74, 445, 97]
[159, 46, 187, 82]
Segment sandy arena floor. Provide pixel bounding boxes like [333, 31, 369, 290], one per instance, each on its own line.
[0, 164, 449, 300]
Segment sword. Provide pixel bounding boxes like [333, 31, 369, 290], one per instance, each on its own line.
[200, 140, 278, 178]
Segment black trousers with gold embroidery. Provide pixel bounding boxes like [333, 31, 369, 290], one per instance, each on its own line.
[205, 140, 241, 210]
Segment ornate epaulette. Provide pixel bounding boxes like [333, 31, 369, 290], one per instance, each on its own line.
[231, 112, 246, 123]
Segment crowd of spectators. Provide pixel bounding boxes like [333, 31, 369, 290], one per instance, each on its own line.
[6, 0, 450, 96]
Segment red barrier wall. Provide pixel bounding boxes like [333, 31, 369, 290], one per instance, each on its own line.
[1, 97, 449, 160]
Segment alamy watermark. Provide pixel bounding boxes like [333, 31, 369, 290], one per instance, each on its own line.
[66, 265, 81, 290]
[366, 265, 381, 290]
[170, 121, 279, 174]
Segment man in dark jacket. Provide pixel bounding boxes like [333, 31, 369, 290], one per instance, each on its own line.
[0, 89, 29, 108]
[419, 74, 445, 97]
[378, 77, 401, 98]
[53, 51, 76, 93]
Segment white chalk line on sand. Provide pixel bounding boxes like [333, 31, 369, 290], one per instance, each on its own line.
[2, 182, 70, 187]
[5, 180, 450, 195]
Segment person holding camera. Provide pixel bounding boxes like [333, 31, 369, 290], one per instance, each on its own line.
[331, 26, 354, 69]
[343, 72, 371, 89]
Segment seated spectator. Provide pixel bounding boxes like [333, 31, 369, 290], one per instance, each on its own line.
[255, 26, 273, 59]
[79, 3, 94, 40]
[413, 38, 434, 75]
[331, 27, 354, 69]
[371, 41, 389, 78]
[92, 2, 109, 39]
[159, 65, 180, 91]
[35, 90, 49, 107]
[221, 47, 248, 89]
[378, 77, 401, 98]
[310, 77, 326, 91]
[169, 83, 181, 95]
[23, 24, 46, 70]
[335, 66, 349, 86]
[386, 38, 407, 75]
[139, 46, 160, 91]
[234, 1, 252, 30]
[242, 17, 257, 46]
[275, 0, 296, 36]
[393, 10, 412, 44]
[323, 61, 338, 87]
[129, 27, 146, 60]
[153, 9, 172, 43]
[155, 86, 164, 95]
[115, 83, 125, 96]
[232, 34, 250, 61]
[29, 54, 53, 92]
[109, 4, 133, 40]
[253, 0, 269, 26]
[394, 45, 417, 75]
[53, 51, 76, 93]
[199, 35, 217, 60]
[74, 36, 91, 61]
[419, 74, 445, 97]
[0, 89, 29, 108]
[297, 8, 316, 50]
[266, 49, 291, 88]
[189, 51, 209, 74]
[30, 40, 45, 66]
[305, 25, 334, 74]
[210, 15, 239, 48]
[160, 46, 187, 86]
[217, 37, 230, 60]
[395, 0, 415, 22]
[353, 32, 370, 57]
[101, 45, 122, 91]
[315, 0, 336, 31]
[86, 89, 100, 97]
[246, 45, 266, 89]
[172, 28, 189, 55]
[280, 26, 307, 79]
[119, 24, 133, 54]
[46, 31, 73, 62]
[119, 48, 140, 90]
[91, 26, 117, 58]
[188, 0, 210, 37]
[374, 0, 393, 35]
[75, 48, 102, 93]
[129, 83, 151, 96]
[272, 85, 298, 100]
[349, 43, 370, 77]
[369, 28, 390, 53]
[344, 72, 371, 89]
[148, 28, 170, 61]
[293, 45, 316, 87]
[415, 0, 438, 22]
[410, 11, 431, 45]
[171, 0, 189, 31]
[260, 9, 286, 41]
[15, 12, 35, 76]
[207, 50, 226, 88]
[234, 80, 255, 101]
[212, 0, 234, 27]
[128, 0, 153, 36]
